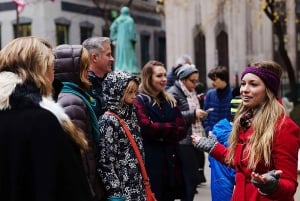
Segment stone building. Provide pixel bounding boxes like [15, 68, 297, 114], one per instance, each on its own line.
[0, 0, 166, 69]
[164, 0, 299, 94]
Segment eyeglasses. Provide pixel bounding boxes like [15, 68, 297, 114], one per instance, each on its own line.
[188, 79, 199, 84]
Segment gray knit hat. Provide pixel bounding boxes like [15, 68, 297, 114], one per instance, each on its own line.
[176, 64, 199, 80]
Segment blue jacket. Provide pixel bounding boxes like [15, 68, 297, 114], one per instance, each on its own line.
[203, 85, 232, 134]
[209, 118, 235, 201]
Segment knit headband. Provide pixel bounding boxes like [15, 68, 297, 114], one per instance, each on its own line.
[241, 66, 280, 96]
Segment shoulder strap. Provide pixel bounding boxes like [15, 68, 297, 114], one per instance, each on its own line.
[105, 111, 150, 185]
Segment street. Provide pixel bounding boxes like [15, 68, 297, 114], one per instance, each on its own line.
[192, 154, 300, 201]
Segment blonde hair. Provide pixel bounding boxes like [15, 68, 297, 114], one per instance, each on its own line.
[120, 80, 139, 105]
[140, 60, 176, 107]
[227, 60, 284, 169]
[0, 37, 87, 150]
[79, 48, 91, 90]
[0, 36, 54, 96]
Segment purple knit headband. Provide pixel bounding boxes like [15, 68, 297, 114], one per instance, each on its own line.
[241, 66, 280, 96]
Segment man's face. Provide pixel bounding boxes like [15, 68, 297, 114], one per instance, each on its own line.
[96, 43, 114, 76]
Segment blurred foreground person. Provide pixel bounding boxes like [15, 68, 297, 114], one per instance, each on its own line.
[0, 37, 92, 201]
[193, 60, 300, 201]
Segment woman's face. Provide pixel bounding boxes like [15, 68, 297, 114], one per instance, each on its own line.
[240, 73, 266, 108]
[151, 65, 167, 95]
[182, 72, 199, 92]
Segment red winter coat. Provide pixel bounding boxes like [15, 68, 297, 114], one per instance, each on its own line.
[211, 116, 300, 201]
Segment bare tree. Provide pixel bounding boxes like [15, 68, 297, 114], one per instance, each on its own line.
[264, 0, 298, 104]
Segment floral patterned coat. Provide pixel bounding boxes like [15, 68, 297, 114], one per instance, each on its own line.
[97, 71, 146, 201]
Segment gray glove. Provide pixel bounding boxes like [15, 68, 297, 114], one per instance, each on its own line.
[251, 170, 280, 195]
[194, 132, 217, 153]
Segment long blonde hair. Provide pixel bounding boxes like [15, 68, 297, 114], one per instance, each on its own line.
[227, 60, 284, 169]
[140, 60, 176, 107]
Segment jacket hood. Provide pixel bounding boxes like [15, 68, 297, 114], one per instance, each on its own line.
[102, 71, 139, 113]
[54, 44, 82, 85]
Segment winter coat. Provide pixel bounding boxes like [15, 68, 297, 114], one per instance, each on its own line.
[209, 118, 235, 201]
[203, 85, 232, 134]
[167, 80, 204, 201]
[0, 72, 92, 201]
[97, 71, 146, 201]
[88, 71, 107, 118]
[134, 92, 186, 200]
[210, 117, 300, 201]
[167, 80, 200, 144]
[54, 44, 105, 200]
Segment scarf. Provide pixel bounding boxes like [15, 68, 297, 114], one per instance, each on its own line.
[179, 80, 205, 137]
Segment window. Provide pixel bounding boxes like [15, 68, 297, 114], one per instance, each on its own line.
[80, 21, 94, 43]
[154, 31, 166, 66]
[55, 17, 70, 45]
[12, 17, 32, 38]
[140, 31, 150, 66]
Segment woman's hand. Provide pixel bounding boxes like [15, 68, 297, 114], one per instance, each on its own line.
[191, 134, 200, 144]
[195, 109, 208, 120]
[191, 131, 217, 153]
[251, 170, 282, 195]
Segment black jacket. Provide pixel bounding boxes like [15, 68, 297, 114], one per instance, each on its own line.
[0, 74, 92, 201]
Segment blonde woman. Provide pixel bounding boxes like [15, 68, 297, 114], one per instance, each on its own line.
[0, 37, 92, 201]
[192, 60, 300, 201]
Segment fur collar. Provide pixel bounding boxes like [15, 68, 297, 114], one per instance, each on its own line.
[0, 71, 69, 124]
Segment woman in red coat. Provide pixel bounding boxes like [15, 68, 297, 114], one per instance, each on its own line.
[192, 60, 300, 201]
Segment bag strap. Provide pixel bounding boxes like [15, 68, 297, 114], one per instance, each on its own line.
[105, 111, 151, 187]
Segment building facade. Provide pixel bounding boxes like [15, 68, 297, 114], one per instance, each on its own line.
[0, 0, 166, 69]
[164, 0, 299, 94]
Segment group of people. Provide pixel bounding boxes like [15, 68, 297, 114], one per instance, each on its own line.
[0, 35, 299, 201]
